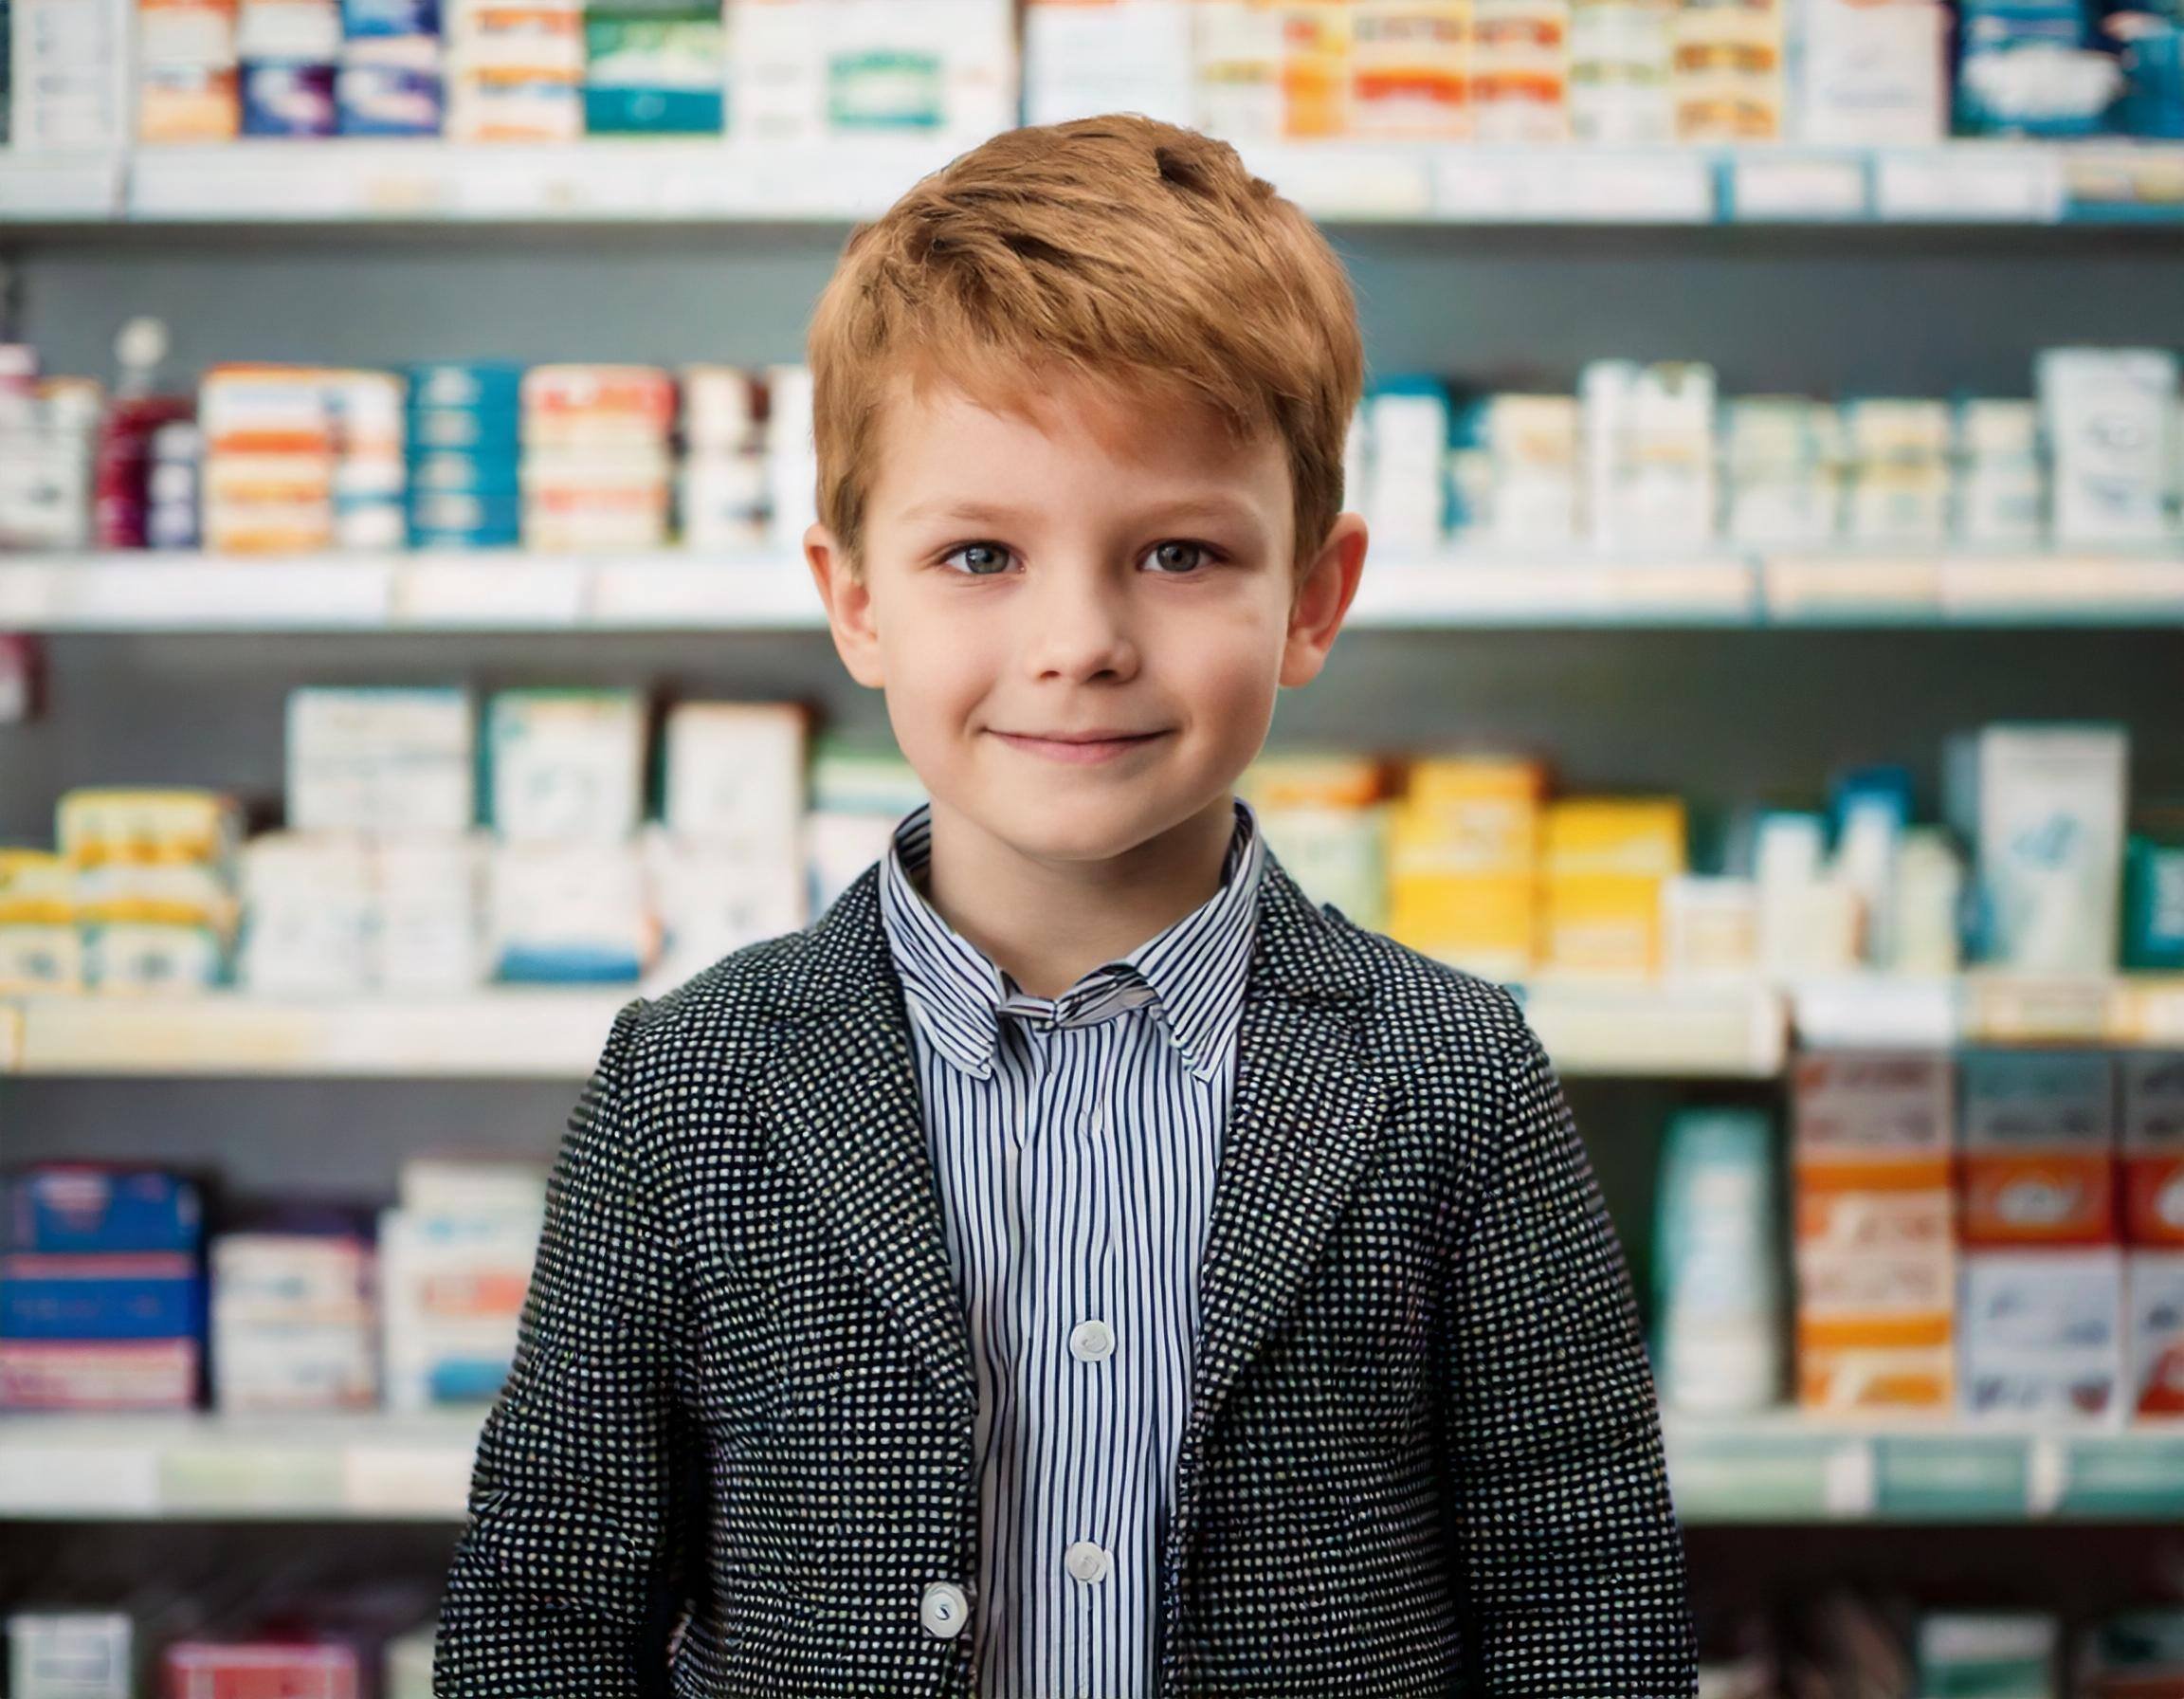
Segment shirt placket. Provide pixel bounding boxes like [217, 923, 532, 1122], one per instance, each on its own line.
[1005, 979, 1135, 1699]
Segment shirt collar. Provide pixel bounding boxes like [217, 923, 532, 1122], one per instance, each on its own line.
[877, 795, 1266, 1086]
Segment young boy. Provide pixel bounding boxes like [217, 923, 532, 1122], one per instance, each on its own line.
[436, 115, 1696, 1699]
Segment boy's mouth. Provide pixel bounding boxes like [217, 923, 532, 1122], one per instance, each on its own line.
[991, 729, 1171, 764]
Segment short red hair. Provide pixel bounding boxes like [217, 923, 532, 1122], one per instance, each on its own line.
[807, 113, 1366, 584]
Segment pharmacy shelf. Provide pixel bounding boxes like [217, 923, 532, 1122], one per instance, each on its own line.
[0, 150, 125, 220]
[1515, 978, 1788, 1078]
[5, 137, 2184, 227]
[7, 976, 2180, 1080]
[122, 135, 978, 223]
[1762, 552, 2184, 624]
[0, 1410, 486, 1521]
[0, 983, 1784, 1079]
[0, 551, 828, 631]
[9, 550, 2184, 632]
[1791, 972, 2184, 1050]
[3, 1408, 2179, 1522]
[1663, 1413, 2184, 1524]
[1, 990, 635, 1077]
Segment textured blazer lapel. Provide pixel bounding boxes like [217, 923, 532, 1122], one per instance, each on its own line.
[1163, 853, 1390, 1583]
[753, 847, 1391, 1520]
[756, 868, 978, 1421]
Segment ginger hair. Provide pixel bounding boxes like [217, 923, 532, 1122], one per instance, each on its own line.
[806, 113, 1366, 588]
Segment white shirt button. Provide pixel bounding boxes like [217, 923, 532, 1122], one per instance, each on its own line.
[919, 1580, 970, 1638]
[1069, 1319, 1116, 1362]
[1064, 1541, 1112, 1584]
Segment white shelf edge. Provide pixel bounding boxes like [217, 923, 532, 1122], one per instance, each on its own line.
[3, 1407, 2178, 1521]
[0, 139, 2163, 227]
[10, 550, 2184, 632]
[7, 975, 2180, 1078]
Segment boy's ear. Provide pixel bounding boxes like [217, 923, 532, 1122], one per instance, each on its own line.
[1280, 510, 1369, 689]
[805, 521, 886, 689]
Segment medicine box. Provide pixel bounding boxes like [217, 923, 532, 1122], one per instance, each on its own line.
[6, 1165, 203, 1254]
[1959, 1049, 2118, 1248]
[1793, 1050, 1957, 1414]
[1960, 1248, 2124, 1424]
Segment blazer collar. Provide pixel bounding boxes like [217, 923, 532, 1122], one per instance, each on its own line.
[755, 839, 1388, 1599]
[874, 795, 1270, 1086]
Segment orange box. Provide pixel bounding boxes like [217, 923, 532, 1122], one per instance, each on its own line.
[1959, 1050, 2118, 1249]
[1962, 1151, 2119, 1247]
[1793, 1050, 1956, 1413]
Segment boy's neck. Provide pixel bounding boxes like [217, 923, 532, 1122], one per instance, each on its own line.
[914, 791, 1242, 1001]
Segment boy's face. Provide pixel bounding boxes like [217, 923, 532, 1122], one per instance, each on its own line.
[804, 368, 1367, 871]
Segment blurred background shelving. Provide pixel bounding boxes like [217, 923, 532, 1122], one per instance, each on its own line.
[9, 0, 2184, 1693]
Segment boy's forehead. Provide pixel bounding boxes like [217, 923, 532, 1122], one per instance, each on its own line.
[871, 362, 1280, 501]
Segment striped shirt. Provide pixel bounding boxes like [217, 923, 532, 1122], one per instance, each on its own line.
[876, 795, 1267, 1699]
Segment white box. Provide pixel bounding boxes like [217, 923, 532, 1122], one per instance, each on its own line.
[1960, 1249, 2125, 1426]
[2038, 347, 2180, 546]
[377, 1207, 540, 1412]
[487, 839, 653, 981]
[1023, 0, 1194, 127]
[7, 1612, 132, 1699]
[643, 828, 809, 983]
[661, 701, 807, 846]
[9, 0, 132, 149]
[485, 689, 646, 843]
[1581, 359, 1717, 549]
[237, 831, 374, 996]
[373, 832, 488, 992]
[1950, 723, 2128, 976]
[287, 687, 476, 836]
[1796, 0, 1946, 146]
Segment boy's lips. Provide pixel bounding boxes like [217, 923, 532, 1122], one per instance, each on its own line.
[990, 729, 1171, 765]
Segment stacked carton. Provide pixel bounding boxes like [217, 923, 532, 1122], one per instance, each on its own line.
[1958, 1050, 2124, 1424]
[1793, 1051, 1958, 1416]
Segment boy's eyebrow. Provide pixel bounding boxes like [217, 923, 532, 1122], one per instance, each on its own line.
[897, 495, 1266, 529]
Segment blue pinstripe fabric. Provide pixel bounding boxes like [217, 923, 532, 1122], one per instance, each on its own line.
[876, 795, 1266, 1699]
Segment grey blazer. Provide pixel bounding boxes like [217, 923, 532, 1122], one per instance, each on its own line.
[433, 848, 1698, 1698]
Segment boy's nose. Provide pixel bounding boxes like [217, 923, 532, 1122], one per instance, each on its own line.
[1019, 571, 1139, 679]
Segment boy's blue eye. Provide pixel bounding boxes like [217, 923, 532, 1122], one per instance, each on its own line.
[937, 539, 1218, 575]
[942, 542, 1012, 575]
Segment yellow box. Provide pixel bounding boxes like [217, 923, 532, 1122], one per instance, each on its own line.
[1539, 870, 1660, 976]
[1542, 795, 1686, 876]
[1397, 757, 1544, 867]
[1387, 869, 1535, 977]
[56, 789, 244, 871]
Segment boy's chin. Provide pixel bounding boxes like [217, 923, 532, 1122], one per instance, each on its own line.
[945, 785, 1230, 868]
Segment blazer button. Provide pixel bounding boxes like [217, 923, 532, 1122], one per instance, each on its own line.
[919, 1580, 970, 1639]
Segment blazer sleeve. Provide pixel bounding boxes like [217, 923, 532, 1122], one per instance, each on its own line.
[435, 996, 702, 1698]
[1441, 988, 1698, 1695]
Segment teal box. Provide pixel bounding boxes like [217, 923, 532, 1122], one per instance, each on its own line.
[2125, 834, 2184, 969]
[407, 362, 523, 412]
[583, 83, 723, 134]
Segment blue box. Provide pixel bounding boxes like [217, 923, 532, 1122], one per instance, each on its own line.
[408, 406, 521, 453]
[410, 490, 522, 535]
[6, 1167, 202, 1254]
[0, 1254, 206, 1341]
[408, 449, 521, 496]
[337, 61, 442, 135]
[408, 363, 525, 414]
[242, 60, 338, 137]
[341, 0, 439, 36]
